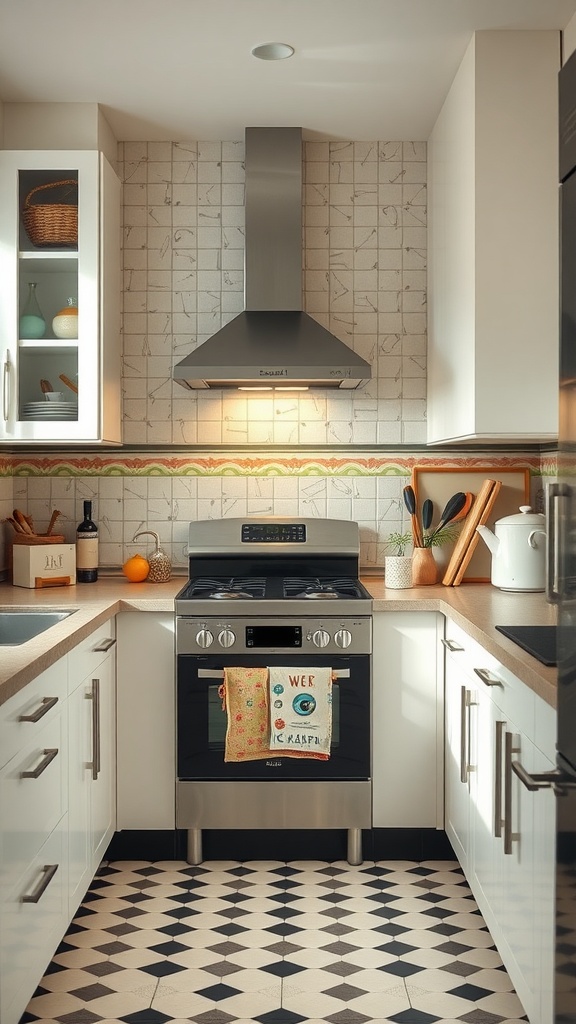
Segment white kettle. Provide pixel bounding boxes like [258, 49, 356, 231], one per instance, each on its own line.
[476, 506, 546, 592]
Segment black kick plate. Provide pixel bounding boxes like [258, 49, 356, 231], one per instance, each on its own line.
[495, 625, 557, 667]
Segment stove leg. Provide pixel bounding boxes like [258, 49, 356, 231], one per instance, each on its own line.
[187, 828, 203, 865]
[347, 828, 362, 866]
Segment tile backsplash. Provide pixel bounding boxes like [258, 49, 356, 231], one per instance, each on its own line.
[3, 451, 549, 572]
[0, 136, 555, 575]
[120, 139, 426, 445]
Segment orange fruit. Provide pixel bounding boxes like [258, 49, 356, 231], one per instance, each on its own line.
[122, 553, 150, 582]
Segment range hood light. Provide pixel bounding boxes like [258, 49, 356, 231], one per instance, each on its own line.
[274, 386, 309, 391]
[238, 386, 274, 391]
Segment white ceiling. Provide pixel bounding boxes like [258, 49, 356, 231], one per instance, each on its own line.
[1, 0, 576, 142]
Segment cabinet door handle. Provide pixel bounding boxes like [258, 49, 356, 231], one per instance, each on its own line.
[93, 637, 116, 653]
[21, 864, 59, 903]
[546, 482, 568, 603]
[2, 350, 11, 422]
[442, 638, 465, 652]
[504, 730, 520, 854]
[494, 720, 506, 838]
[511, 760, 557, 791]
[86, 678, 101, 780]
[19, 695, 59, 722]
[20, 747, 59, 779]
[474, 667, 503, 687]
[459, 687, 477, 783]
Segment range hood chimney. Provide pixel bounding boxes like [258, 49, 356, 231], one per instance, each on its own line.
[173, 127, 372, 390]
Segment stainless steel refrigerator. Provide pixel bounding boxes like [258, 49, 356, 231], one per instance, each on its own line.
[551, 45, 576, 1024]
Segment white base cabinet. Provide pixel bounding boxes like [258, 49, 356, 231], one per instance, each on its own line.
[68, 620, 116, 916]
[116, 612, 175, 830]
[443, 619, 555, 1024]
[372, 612, 444, 828]
[0, 619, 117, 1024]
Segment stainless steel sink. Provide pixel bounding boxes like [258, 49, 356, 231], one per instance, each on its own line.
[0, 610, 75, 646]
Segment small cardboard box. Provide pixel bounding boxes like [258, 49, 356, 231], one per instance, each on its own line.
[12, 537, 76, 589]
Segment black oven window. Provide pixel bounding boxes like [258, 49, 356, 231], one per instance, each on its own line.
[207, 682, 341, 751]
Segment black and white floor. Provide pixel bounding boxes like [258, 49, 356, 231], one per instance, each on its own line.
[21, 859, 527, 1024]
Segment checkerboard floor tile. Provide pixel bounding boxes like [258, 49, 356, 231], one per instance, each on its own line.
[20, 859, 528, 1024]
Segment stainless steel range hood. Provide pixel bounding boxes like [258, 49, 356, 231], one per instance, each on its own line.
[173, 127, 372, 390]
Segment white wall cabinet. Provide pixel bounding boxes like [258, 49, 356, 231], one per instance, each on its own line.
[0, 619, 117, 1024]
[427, 30, 559, 445]
[372, 611, 444, 828]
[442, 619, 555, 1024]
[68, 620, 116, 916]
[116, 612, 175, 830]
[0, 150, 121, 445]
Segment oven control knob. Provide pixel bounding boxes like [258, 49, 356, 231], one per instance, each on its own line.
[312, 629, 330, 648]
[335, 629, 352, 649]
[195, 628, 214, 649]
[218, 628, 236, 649]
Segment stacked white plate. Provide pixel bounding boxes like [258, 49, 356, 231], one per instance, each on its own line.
[21, 402, 78, 420]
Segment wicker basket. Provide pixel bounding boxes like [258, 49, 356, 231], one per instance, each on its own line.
[22, 179, 78, 247]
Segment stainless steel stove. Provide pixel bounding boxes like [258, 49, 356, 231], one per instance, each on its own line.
[175, 517, 372, 865]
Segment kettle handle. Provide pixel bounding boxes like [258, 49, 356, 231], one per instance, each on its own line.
[528, 528, 546, 550]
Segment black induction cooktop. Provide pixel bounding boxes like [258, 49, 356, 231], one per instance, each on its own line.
[495, 625, 557, 667]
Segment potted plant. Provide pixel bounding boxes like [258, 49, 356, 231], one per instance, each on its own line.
[385, 531, 413, 589]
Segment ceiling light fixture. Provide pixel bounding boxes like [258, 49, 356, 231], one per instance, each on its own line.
[251, 42, 294, 61]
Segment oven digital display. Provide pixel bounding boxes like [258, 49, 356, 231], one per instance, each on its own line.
[246, 625, 302, 648]
[241, 523, 306, 543]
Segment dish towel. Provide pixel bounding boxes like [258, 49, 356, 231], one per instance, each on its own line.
[221, 667, 270, 762]
[221, 667, 331, 761]
[268, 666, 332, 757]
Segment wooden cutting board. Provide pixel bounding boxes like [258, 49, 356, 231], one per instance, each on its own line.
[442, 479, 502, 586]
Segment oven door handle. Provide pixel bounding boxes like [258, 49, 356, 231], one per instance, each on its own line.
[197, 668, 351, 679]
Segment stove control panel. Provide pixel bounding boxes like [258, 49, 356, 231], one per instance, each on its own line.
[177, 616, 371, 656]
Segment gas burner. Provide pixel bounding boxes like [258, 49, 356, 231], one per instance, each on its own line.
[186, 577, 266, 600]
[283, 577, 364, 600]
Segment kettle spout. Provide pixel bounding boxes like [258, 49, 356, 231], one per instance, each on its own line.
[476, 525, 500, 556]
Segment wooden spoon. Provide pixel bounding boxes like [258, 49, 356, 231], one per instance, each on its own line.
[40, 378, 54, 394]
[59, 373, 78, 395]
[451, 491, 474, 524]
[46, 510, 62, 536]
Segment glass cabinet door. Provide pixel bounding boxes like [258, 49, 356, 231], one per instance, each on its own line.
[0, 150, 119, 444]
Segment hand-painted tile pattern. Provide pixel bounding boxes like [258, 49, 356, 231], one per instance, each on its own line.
[119, 140, 428, 445]
[1, 451, 546, 570]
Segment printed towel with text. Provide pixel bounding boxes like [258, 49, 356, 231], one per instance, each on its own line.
[268, 666, 332, 757]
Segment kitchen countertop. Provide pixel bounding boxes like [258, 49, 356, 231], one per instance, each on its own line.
[0, 576, 558, 709]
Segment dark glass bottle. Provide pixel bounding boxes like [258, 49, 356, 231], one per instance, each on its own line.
[76, 500, 98, 583]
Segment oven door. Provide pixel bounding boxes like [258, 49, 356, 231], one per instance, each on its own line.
[177, 653, 370, 781]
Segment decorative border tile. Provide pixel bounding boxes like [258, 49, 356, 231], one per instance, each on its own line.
[0, 451, 548, 479]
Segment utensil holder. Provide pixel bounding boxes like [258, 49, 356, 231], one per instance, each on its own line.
[412, 547, 438, 586]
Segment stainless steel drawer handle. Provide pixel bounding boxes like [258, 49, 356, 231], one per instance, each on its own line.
[504, 731, 520, 855]
[511, 760, 557, 791]
[86, 679, 101, 780]
[93, 637, 116, 653]
[21, 864, 59, 903]
[197, 668, 351, 679]
[494, 720, 506, 838]
[441, 638, 465, 652]
[19, 695, 59, 723]
[20, 747, 59, 779]
[474, 667, 503, 687]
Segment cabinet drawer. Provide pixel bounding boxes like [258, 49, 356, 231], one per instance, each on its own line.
[443, 619, 535, 734]
[0, 710, 67, 891]
[0, 818, 68, 1024]
[68, 618, 116, 691]
[0, 659, 67, 770]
